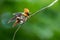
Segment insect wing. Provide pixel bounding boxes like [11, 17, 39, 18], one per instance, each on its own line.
[8, 16, 17, 23]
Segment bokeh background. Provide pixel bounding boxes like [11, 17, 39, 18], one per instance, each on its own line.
[0, 0, 60, 40]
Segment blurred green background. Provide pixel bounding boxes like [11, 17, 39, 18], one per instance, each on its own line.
[0, 0, 60, 40]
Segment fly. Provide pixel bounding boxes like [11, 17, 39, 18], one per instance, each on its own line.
[8, 8, 30, 27]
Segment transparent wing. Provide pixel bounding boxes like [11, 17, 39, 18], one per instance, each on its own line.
[8, 12, 23, 23]
[8, 16, 17, 23]
[13, 12, 23, 16]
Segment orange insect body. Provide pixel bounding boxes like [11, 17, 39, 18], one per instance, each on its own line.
[24, 8, 29, 17]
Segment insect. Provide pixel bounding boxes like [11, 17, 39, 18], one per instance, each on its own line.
[8, 0, 58, 27]
[8, 8, 30, 27]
